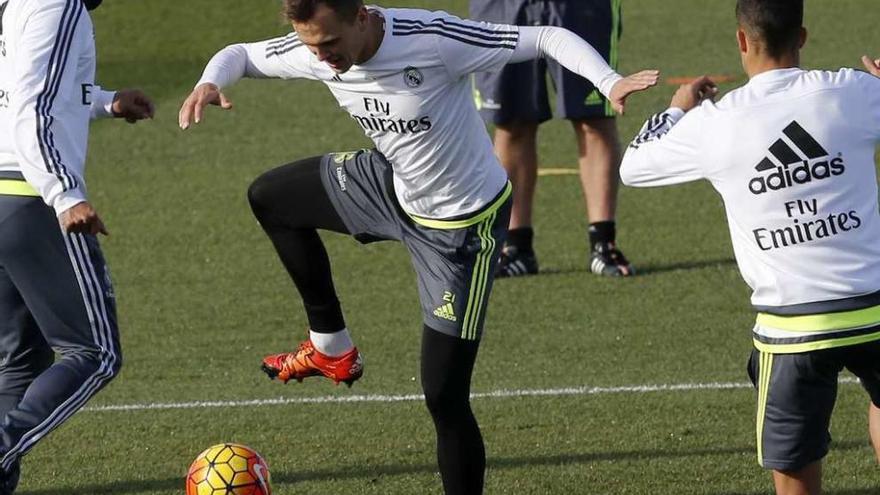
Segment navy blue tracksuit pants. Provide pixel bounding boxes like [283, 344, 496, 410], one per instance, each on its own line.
[0, 182, 121, 471]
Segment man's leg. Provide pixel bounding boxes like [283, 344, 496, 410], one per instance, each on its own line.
[472, 0, 548, 278]
[493, 122, 540, 277]
[494, 122, 539, 230]
[421, 327, 484, 495]
[772, 463, 822, 495]
[0, 266, 53, 419]
[747, 349, 838, 495]
[248, 156, 364, 385]
[843, 338, 880, 464]
[0, 198, 121, 485]
[407, 193, 510, 494]
[572, 115, 631, 278]
[549, 0, 631, 276]
[572, 117, 621, 225]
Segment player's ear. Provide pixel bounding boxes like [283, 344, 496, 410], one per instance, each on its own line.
[797, 27, 808, 49]
[355, 6, 369, 30]
[736, 28, 748, 54]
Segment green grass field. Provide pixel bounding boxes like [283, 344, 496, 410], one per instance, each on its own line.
[14, 1, 880, 494]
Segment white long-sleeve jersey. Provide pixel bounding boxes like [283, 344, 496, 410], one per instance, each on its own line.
[0, 0, 115, 214]
[196, 6, 621, 220]
[621, 68, 880, 352]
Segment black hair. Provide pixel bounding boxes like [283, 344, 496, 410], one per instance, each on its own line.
[735, 0, 804, 58]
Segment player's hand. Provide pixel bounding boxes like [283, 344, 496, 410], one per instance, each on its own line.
[178, 83, 233, 130]
[608, 69, 660, 115]
[670, 76, 718, 112]
[59, 202, 109, 236]
[112, 89, 155, 123]
[861, 55, 880, 77]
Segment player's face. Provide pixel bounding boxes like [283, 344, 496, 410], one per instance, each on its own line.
[293, 4, 371, 73]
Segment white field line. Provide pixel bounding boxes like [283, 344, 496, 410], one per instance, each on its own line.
[84, 377, 860, 413]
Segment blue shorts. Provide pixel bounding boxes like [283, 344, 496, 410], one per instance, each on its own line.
[470, 0, 622, 123]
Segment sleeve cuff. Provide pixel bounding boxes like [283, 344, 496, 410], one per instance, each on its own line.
[664, 107, 687, 122]
[90, 88, 117, 119]
[52, 190, 88, 216]
[597, 73, 623, 99]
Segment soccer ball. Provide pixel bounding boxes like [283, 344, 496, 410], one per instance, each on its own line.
[186, 443, 272, 495]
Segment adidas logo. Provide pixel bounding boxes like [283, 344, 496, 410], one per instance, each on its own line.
[748, 121, 844, 195]
[584, 89, 603, 106]
[433, 302, 457, 322]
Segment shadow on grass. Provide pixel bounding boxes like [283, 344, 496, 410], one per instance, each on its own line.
[628, 257, 738, 276]
[524, 257, 737, 278]
[18, 440, 872, 494]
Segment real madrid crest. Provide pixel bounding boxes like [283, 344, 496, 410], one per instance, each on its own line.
[403, 66, 424, 88]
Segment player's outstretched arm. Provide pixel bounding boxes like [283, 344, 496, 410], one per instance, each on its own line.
[619, 77, 715, 187]
[178, 83, 233, 130]
[179, 38, 318, 130]
[862, 55, 880, 77]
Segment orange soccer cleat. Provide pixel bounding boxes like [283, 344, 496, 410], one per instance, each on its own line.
[261, 340, 364, 387]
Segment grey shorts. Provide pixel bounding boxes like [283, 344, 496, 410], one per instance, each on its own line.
[319, 150, 511, 340]
[470, 0, 622, 123]
[747, 335, 880, 471]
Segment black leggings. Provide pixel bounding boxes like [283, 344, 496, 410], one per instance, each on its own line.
[422, 326, 485, 495]
[247, 156, 349, 332]
[248, 157, 486, 494]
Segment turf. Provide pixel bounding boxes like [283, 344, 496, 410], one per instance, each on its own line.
[14, 0, 880, 494]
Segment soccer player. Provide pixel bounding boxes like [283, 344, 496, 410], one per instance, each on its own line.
[470, 0, 632, 277]
[619, 1, 880, 494]
[0, 0, 154, 492]
[178, 0, 657, 492]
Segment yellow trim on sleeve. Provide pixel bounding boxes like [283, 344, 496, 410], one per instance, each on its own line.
[408, 182, 512, 230]
[0, 180, 39, 197]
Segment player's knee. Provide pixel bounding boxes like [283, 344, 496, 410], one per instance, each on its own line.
[106, 345, 123, 378]
[495, 120, 539, 140]
[247, 174, 274, 218]
[422, 380, 471, 421]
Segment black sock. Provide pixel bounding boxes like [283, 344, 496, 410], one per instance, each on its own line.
[588, 221, 616, 248]
[505, 226, 534, 253]
[421, 326, 484, 495]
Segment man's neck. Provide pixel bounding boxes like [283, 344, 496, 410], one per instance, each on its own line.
[746, 54, 800, 79]
[355, 11, 385, 65]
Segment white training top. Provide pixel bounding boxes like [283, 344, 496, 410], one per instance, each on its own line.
[197, 6, 622, 220]
[0, 0, 115, 214]
[621, 68, 880, 317]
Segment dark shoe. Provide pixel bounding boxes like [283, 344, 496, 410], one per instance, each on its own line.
[590, 242, 634, 277]
[0, 461, 20, 495]
[495, 246, 539, 278]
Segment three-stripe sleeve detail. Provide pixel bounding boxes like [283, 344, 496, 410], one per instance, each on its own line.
[266, 33, 303, 57]
[630, 112, 673, 148]
[35, 0, 83, 193]
[392, 18, 518, 49]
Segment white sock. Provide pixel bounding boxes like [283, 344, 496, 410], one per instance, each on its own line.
[309, 328, 355, 357]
